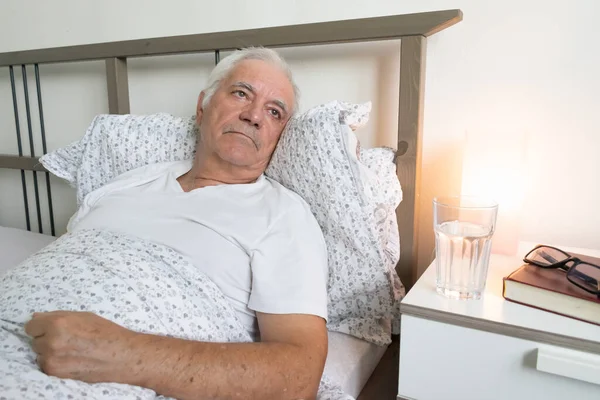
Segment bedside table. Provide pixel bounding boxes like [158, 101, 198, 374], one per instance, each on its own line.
[397, 247, 600, 400]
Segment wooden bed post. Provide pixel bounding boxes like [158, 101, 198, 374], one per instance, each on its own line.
[396, 35, 427, 290]
[105, 57, 130, 114]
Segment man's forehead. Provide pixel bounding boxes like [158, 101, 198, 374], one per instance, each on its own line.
[224, 60, 294, 101]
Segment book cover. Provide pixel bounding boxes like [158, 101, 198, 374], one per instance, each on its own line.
[502, 251, 600, 326]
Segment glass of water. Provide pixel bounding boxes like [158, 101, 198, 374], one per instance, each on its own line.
[433, 196, 499, 300]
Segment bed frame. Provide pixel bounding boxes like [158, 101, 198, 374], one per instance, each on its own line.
[0, 9, 462, 291]
[0, 12, 462, 396]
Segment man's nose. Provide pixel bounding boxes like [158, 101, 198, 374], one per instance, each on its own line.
[239, 102, 263, 129]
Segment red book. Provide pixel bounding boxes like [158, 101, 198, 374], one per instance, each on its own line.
[502, 251, 600, 326]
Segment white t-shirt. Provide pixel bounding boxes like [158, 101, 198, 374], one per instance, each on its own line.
[68, 160, 328, 340]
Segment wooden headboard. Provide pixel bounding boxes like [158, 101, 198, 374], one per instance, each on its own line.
[0, 9, 462, 289]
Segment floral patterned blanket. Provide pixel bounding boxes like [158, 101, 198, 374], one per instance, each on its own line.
[0, 229, 352, 400]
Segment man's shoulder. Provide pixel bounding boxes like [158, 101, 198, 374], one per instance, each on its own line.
[263, 176, 314, 216]
[260, 177, 326, 247]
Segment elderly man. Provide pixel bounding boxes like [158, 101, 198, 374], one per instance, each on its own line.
[24, 48, 329, 400]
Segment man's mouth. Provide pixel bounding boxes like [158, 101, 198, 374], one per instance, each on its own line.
[225, 130, 258, 149]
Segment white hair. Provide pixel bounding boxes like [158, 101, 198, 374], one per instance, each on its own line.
[201, 47, 300, 115]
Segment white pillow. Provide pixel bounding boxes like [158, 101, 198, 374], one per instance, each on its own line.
[41, 113, 198, 205]
[40, 102, 404, 345]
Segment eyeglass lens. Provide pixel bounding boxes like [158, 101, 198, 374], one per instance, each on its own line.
[570, 262, 600, 292]
[527, 247, 569, 266]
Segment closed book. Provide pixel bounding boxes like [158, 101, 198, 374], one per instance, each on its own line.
[502, 251, 600, 326]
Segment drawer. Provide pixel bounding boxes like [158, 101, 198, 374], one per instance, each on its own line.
[398, 315, 600, 400]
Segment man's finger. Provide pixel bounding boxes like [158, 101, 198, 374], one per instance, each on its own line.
[35, 354, 56, 375]
[30, 335, 51, 355]
[35, 354, 45, 371]
[24, 317, 47, 338]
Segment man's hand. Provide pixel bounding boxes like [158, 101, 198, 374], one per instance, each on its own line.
[25, 310, 328, 400]
[25, 311, 140, 383]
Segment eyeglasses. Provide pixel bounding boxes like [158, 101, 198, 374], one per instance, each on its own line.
[524, 245, 600, 297]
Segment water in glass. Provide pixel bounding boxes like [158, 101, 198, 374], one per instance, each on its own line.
[435, 220, 493, 300]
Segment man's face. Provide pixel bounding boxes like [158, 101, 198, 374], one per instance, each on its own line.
[196, 59, 295, 172]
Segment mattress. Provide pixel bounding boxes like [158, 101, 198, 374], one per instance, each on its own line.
[0, 226, 387, 398]
[323, 331, 389, 398]
[0, 226, 56, 277]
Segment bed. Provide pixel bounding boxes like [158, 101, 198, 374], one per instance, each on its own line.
[0, 225, 387, 398]
[0, 226, 56, 276]
[0, 9, 463, 399]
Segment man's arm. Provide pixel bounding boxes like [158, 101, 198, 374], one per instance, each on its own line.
[26, 310, 327, 400]
[130, 312, 327, 400]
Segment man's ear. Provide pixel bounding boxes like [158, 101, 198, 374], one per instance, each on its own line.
[196, 92, 206, 122]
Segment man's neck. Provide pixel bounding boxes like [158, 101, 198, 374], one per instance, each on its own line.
[178, 155, 263, 191]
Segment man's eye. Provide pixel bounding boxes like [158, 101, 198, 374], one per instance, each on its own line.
[233, 90, 247, 98]
[269, 109, 281, 119]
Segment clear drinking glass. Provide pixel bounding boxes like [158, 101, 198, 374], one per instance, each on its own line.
[433, 196, 499, 300]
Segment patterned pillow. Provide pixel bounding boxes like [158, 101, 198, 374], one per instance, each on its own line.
[266, 101, 404, 345]
[40, 102, 404, 345]
[41, 113, 198, 205]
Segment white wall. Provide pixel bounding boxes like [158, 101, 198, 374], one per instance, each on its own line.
[1, 0, 599, 271]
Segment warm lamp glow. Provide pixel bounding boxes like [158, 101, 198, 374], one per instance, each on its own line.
[460, 131, 527, 255]
[462, 163, 524, 213]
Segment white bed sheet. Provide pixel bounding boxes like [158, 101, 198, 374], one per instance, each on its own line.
[0, 226, 387, 398]
[324, 331, 389, 398]
[0, 226, 56, 277]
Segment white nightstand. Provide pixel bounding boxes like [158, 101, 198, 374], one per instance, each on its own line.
[397, 247, 600, 400]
